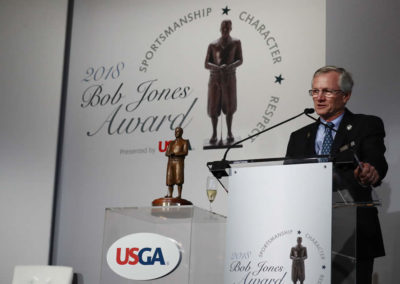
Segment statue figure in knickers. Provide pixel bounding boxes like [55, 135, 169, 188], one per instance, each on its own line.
[152, 127, 192, 207]
[165, 127, 188, 198]
[205, 19, 243, 144]
[290, 237, 307, 284]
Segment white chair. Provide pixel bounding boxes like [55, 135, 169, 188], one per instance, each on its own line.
[12, 265, 73, 284]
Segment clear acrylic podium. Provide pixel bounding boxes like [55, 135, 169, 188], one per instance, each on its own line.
[207, 156, 381, 284]
[223, 159, 333, 284]
[332, 160, 383, 283]
[332, 204, 357, 283]
[100, 206, 226, 283]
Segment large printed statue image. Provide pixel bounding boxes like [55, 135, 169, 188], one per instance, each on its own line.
[152, 127, 192, 206]
[205, 19, 243, 145]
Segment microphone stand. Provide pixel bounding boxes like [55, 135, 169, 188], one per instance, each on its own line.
[223, 109, 315, 161]
[207, 109, 315, 192]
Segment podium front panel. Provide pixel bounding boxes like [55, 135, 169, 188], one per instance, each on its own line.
[225, 162, 332, 284]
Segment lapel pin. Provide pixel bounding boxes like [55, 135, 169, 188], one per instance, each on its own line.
[346, 124, 352, 131]
[307, 132, 310, 138]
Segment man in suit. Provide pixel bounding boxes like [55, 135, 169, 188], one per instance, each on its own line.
[286, 66, 387, 283]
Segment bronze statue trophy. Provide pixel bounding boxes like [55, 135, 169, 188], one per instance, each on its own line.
[152, 127, 193, 206]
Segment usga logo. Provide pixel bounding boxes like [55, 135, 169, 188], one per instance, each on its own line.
[107, 232, 181, 280]
[116, 247, 165, 265]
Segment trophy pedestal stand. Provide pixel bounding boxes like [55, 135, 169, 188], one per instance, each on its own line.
[100, 206, 226, 283]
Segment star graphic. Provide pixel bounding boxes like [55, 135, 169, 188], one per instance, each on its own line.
[275, 74, 284, 84]
[297, 230, 301, 234]
[222, 6, 230, 15]
[322, 265, 326, 269]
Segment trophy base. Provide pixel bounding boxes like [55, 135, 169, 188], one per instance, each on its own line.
[203, 136, 243, 150]
[152, 197, 193, 207]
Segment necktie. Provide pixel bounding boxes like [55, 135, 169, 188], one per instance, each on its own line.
[321, 122, 334, 157]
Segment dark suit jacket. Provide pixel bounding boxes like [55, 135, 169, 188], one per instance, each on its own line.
[286, 108, 387, 258]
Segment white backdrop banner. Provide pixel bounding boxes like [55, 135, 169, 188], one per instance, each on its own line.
[55, 0, 326, 282]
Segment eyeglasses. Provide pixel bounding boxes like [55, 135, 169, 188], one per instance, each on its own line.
[308, 89, 344, 98]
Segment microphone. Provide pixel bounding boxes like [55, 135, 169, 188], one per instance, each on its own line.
[304, 108, 315, 114]
[304, 110, 335, 131]
[208, 108, 315, 181]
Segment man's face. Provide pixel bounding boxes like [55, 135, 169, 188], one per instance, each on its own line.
[220, 22, 231, 39]
[312, 71, 351, 121]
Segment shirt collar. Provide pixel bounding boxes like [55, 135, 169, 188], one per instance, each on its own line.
[319, 112, 345, 130]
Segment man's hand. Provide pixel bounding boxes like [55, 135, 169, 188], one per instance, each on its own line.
[354, 162, 380, 186]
